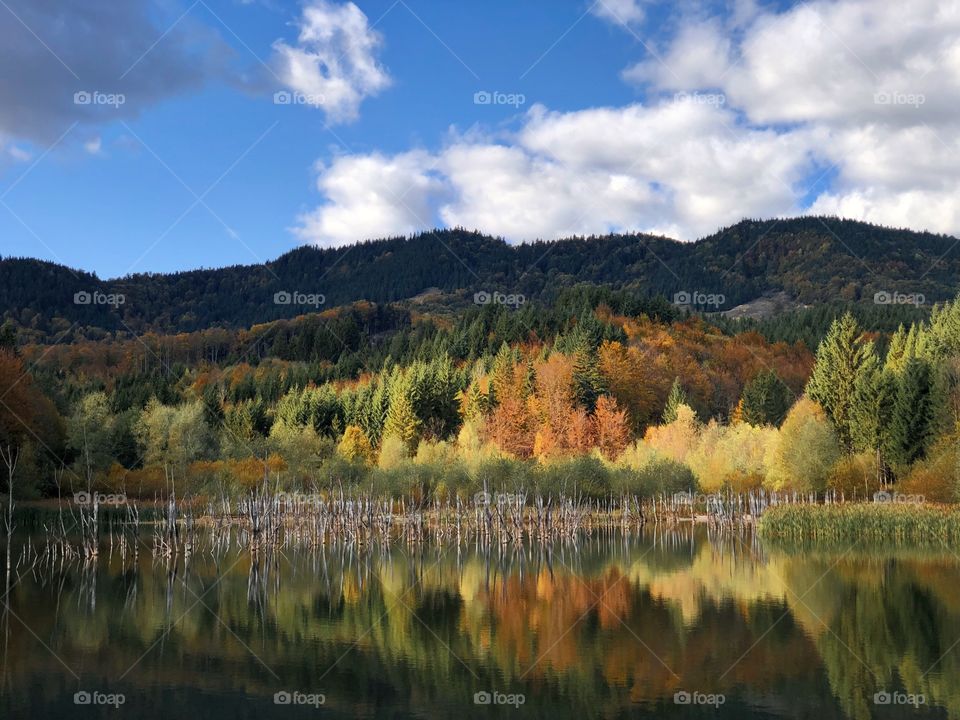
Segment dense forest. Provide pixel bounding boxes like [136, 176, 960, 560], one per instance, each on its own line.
[1, 216, 955, 340]
[1, 268, 958, 508]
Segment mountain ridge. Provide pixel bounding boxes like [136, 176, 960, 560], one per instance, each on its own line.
[2, 216, 956, 340]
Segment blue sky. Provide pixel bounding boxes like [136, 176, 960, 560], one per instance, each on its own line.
[0, 0, 957, 277]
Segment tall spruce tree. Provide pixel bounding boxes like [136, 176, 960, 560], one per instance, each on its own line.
[806, 313, 876, 450]
[886, 358, 939, 468]
[850, 357, 897, 484]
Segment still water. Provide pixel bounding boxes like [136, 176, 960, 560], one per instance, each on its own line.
[0, 525, 957, 719]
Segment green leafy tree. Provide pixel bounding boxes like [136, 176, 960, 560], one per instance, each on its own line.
[66, 392, 116, 486]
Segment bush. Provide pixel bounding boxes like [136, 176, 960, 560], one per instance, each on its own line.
[828, 452, 881, 500]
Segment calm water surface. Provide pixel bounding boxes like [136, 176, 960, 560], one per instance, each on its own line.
[0, 525, 957, 719]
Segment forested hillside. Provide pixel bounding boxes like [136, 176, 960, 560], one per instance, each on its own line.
[2, 216, 956, 339]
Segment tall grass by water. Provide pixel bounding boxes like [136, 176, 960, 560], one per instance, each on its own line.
[759, 502, 960, 545]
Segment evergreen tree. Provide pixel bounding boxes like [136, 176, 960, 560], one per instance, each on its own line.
[806, 312, 876, 450]
[662, 378, 689, 424]
[886, 358, 939, 469]
[383, 373, 421, 451]
[850, 358, 897, 484]
[740, 370, 792, 426]
[572, 344, 605, 412]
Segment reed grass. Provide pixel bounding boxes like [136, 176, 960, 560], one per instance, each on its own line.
[758, 502, 960, 545]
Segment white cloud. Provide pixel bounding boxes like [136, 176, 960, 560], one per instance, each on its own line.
[294, 101, 817, 247]
[271, 0, 390, 124]
[293, 0, 960, 247]
[293, 150, 442, 247]
[83, 136, 102, 155]
[591, 0, 646, 26]
[617, 0, 960, 238]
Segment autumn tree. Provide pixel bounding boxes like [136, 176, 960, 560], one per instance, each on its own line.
[765, 397, 840, 492]
[593, 395, 630, 460]
[337, 425, 375, 465]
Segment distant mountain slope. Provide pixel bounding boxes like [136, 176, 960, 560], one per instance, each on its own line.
[2, 216, 956, 339]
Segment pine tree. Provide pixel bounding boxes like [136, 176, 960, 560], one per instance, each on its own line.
[383, 374, 421, 451]
[572, 344, 605, 412]
[740, 370, 792, 427]
[850, 357, 897, 484]
[662, 378, 688, 424]
[806, 313, 876, 450]
[886, 358, 939, 469]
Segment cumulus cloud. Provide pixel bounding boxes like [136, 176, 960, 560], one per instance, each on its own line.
[293, 150, 443, 247]
[621, 0, 960, 235]
[0, 0, 227, 144]
[271, 0, 390, 124]
[294, 0, 960, 246]
[294, 101, 817, 247]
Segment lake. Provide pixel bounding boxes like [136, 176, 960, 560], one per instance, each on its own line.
[1, 524, 957, 719]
